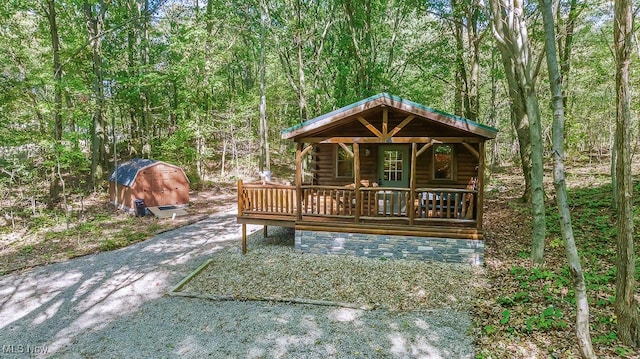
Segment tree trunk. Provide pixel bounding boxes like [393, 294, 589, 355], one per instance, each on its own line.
[494, 36, 532, 202]
[141, 0, 151, 158]
[295, 0, 308, 121]
[46, 0, 63, 142]
[450, 0, 481, 121]
[127, 0, 139, 147]
[258, 0, 270, 173]
[540, 1, 596, 356]
[44, 0, 63, 207]
[84, 1, 108, 189]
[489, 0, 545, 264]
[613, 0, 640, 347]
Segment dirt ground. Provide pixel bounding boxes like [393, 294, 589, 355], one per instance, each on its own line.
[0, 184, 237, 275]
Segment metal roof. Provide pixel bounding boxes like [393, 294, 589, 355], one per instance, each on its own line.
[109, 158, 157, 187]
[281, 93, 498, 140]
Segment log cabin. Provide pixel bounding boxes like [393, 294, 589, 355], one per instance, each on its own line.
[237, 93, 497, 265]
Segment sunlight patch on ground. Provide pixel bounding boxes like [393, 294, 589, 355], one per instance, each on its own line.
[328, 307, 363, 322]
[47, 269, 169, 353]
[0, 270, 83, 329]
[31, 299, 64, 326]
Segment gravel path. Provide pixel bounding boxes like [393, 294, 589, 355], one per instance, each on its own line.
[0, 211, 474, 358]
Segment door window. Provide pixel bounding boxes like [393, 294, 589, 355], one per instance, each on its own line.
[383, 150, 403, 181]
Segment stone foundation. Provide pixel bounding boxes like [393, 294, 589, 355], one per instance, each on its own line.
[294, 230, 484, 266]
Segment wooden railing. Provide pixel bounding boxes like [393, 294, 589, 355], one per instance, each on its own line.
[301, 186, 356, 217]
[238, 181, 477, 223]
[414, 188, 477, 220]
[238, 180, 297, 217]
[360, 187, 412, 218]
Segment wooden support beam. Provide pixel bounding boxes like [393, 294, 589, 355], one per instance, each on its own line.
[477, 142, 485, 230]
[462, 142, 480, 159]
[242, 223, 247, 254]
[338, 142, 354, 157]
[237, 180, 244, 216]
[357, 116, 383, 138]
[382, 108, 388, 137]
[409, 143, 417, 225]
[263, 225, 268, 238]
[416, 142, 434, 157]
[301, 144, 313, 157]
[388, 115, 415, 138]
[354, 143, 361, 224]
[295, 143, 303, 221]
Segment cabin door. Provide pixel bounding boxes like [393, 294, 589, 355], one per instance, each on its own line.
[376, 145, 409, 215]
[377, 145, 409, 188]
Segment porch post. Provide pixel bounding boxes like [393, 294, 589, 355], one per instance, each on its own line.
[295, 142, 303, 221]
[242, 223, 247, 254]
[477, 141, 485, 230]
[237, 179, 244, 217]
[409, 143, 417, 225]
[354, 143, 361, 223]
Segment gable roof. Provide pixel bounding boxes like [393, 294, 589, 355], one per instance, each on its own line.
[281, 93, 498, 140]
[109, 158, 157, 187]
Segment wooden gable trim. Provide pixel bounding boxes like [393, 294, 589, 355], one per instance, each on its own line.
[282, 94, 497, 140]
[283, 97, 388, 140]
[387, 114, 416, 138]
[357, 116, 383, 138]
[299, 136, 484, 144]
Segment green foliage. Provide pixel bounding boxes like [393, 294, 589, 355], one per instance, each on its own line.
[524, 306, 567, 332]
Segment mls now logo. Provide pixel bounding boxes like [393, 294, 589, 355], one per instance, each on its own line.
[2, 345, 49, 354]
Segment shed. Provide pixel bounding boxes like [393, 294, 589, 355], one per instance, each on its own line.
[109, 158, 190, 213]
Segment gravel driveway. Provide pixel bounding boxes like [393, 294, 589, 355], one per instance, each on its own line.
[0, 211, 474, 358]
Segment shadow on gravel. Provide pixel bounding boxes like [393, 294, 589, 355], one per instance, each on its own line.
[0, 213, 250, 356]
[48, 297, 473, 359]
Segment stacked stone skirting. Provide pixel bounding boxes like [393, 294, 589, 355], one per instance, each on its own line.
[294, 230, 484, 266]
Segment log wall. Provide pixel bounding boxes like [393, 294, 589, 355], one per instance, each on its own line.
[311, 143, 479, 189]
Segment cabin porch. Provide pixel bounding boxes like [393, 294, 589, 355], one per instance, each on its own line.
[237, 180, 483, 254]
[237, 94, 496, 264]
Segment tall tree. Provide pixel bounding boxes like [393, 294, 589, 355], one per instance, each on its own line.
[43, 0, 64, 206]
[140, 0, 152, 158]
[613, 0, 639, 347]
[488, 0, 546, 264]
[83, 0, 109, 188]
[450, 0, 483, 121]
[258, 0, 270, 172]
[540, 0, 595, 356]
[44, 0, 63, 142]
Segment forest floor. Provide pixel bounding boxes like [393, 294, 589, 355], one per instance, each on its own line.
[0, 182, 237, 275]
[475, 158, 640, 358]
[1, 159, 639, 358]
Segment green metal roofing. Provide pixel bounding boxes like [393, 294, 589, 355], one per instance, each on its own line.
[281, 92, 498, 137]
